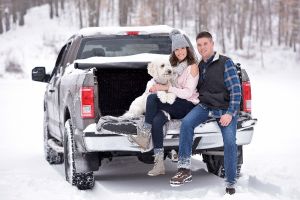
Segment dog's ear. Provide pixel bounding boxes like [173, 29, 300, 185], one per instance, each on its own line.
[147, 62, 155, 77]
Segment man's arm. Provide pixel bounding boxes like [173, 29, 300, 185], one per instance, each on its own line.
[224, 59, 242, 117]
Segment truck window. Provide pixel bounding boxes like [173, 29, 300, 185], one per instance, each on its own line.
[77, 35, 172, 59]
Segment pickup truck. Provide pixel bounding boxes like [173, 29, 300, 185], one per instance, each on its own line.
[32, 25, 257, 190]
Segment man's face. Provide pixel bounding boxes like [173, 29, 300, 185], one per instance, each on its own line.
[196, 37, 214, 61]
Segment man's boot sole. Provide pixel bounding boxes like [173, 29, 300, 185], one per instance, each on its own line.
[169, 175, 192, 187]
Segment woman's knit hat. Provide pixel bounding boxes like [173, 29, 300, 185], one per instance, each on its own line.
[169, 29, 190, 52]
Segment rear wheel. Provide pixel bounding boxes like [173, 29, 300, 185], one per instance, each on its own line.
[202, 146, 243, 178]
[64, 119, 95, 190]
[137, 153, 154, 164]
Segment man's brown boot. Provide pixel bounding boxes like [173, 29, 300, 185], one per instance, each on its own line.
[170, 168, 192, 187]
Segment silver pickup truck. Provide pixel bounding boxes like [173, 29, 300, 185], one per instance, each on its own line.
[32, 25, 257, 190]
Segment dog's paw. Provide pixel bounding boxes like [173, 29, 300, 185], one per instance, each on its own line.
[157, 91, 167, 103]
[166, 93, 176, 104]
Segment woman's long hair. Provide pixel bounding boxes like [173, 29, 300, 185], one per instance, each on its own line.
[169, 47, 197, 66]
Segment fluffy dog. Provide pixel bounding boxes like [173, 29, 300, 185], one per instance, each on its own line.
[123, 57, 176, 118]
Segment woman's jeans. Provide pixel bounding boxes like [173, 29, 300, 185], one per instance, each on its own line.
[145, 94, 194, 150]
[178, 104, 238, 184]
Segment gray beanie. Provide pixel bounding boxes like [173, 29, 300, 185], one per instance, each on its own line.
[169, 29, 190, 52]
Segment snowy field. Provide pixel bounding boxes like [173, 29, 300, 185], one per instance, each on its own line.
[1, 5, 300, 200]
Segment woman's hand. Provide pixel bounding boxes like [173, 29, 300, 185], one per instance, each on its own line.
[149, 84, 169, 92]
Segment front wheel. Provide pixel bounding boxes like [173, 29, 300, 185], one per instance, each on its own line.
[44, 110, 63, 164]
[64, 119, 95, 190]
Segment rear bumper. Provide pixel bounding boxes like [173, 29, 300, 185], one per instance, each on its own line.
[82, 119, 256, 152]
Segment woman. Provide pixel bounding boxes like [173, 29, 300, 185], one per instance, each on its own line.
[129, 29, 200, 176]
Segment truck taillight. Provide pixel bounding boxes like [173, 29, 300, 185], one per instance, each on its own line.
[242, 82, 251, 113]
[126, 31, 139, 35]
[80, 87, 95, 118]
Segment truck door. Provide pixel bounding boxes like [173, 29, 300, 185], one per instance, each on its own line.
[47, 44, 69, 139]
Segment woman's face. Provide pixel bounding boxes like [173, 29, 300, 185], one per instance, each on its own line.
[174, 47, 187, 62]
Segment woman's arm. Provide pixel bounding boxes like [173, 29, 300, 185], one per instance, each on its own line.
[168, 64, 199, 99]
[150, 64, 199, 99]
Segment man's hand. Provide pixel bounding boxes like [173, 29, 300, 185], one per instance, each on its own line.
[219, 114, 232, 127]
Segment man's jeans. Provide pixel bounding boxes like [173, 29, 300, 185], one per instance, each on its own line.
[178, 104, 238, 184]
[145, 94, 194, 149]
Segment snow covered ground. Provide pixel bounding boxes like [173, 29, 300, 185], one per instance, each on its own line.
[1, 4, 300, 200]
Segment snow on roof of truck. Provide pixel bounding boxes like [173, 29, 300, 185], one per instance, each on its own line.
[78, 25, 183, 37]
[75, 53, 169, 64]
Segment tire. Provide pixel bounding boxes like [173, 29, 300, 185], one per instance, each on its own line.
[44, 111, 63, 164]
[202, 146, 243, 178]
[203, 154, 226, 178]
[137, 153, 154, 164]
[64, 119, 95, 190]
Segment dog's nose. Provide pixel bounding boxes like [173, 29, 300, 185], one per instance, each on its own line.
[167, 69, 172, 74]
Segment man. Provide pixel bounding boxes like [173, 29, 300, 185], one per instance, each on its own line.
[169, 31, 241, 195]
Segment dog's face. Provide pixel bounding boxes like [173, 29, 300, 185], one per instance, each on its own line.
[147, 58, 173, 84]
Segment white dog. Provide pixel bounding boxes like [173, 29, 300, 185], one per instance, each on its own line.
[123, 57, 177, 118]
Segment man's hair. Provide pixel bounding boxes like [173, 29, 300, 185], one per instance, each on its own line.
[196, 31, 213, 40]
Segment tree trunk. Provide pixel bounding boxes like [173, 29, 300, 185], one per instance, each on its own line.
[226, 0, 233, 41]
[248, 0, 254, 37]
[238, 0, 248, 50]
[119, 0, 131, 26]
[161, 0, 165, 24]
[290, 0, 299, 52]
[111, 0, 114, 23]
[4, 8, 10, 32]
[278, 0, 284, 46]
[77, 0, 83, 28]
[61, 0, 64, 10]
[0, 0, 3, 34]
[54, 0, 59, 17]
[255, 0, 260, 42]
[267, 0, 273, 46]
[49, 0, 54, 19]
[19, 1, 28, 26]
[194, 0, 199, 34]
[12, 0, 17, 24]
[172, 0, 176, 27]
[95, 0, 101, 26]
[220, 0, 226, 53]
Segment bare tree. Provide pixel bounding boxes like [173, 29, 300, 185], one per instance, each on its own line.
[119, 0, 132, 26]
[4, 7, 10, 31]
[248, 0, 254, 37]
[0, 0, 3, 34]
[11, 0, 17, 23]
[267, 0, 273, 45]
[218, 0, 226, 53]
[172, 0, 176, 27]
[77, 0, 83, 28]
[290, 0, 299, 52]
[160, 0, 165, 24]
[60, 0, 64, 10]
[54, 0, 59, 17]
[49, 0, 54, 19]
[87, 0, 101, 26]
